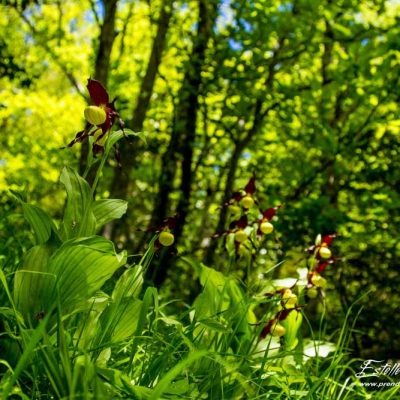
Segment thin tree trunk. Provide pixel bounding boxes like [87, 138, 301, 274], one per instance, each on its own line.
[171, 0, 216, 242]
[105, 0, 173, 241]
[79, 0, 118, 177]
[204, 143, 242, 264]
[111, 0, 172, 198]
[146, 0, 218, 286]
[150, 0, 217, 229]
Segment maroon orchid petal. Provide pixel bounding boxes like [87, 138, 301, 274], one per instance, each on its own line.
[146, 215, 178, 233]
[99, 106, 116, 133]
[262, 205, 281, 221]
[315, 261, 329, 274]
[315, 258, 335, 274]
[87, 78, 109, 105]
[164, 215, 178, 229]
[235, 215, 248, 229]
[260, 319, 275, 338]
[92, 143, 104, 156]
[67, 128, 91, 147]
[306, 245, 316, 253]
[277, 307, 300, 321]
[244, 172, 256, 194]
[231, 191, 243, 202]
[321, 234, 336, 246]
[213, 229, 234, 238]
[100, 119, 111, 134]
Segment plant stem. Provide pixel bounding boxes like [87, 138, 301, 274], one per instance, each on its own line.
[90, 135, 110, 198]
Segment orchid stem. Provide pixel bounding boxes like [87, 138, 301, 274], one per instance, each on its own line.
[90, 135, 110, 198]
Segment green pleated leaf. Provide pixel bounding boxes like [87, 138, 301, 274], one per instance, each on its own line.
[112, 265, 143, 302]
[20, 204, 52, 244]
[10, 190, 60, 245]
[44, 236, 126, 312]
[74, 292, 110, 349]
[92, 199, 128, 230]
[105, 298, 142, 342]
[15, 236, 126, 320]
[59, 166, 96, 239]
[14, 245, 54, 323]
[105, 129, 146, 154]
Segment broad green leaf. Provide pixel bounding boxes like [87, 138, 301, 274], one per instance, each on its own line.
[92, 199, 128, 230]
[96, 368, 153, 398]
[191, 261, 253, 346]
[20, 204, 52, 244]
[59, 167, 96, 239]
[105, 129, 147, 154]
[74, 293, 109, 349]
[14, 245, 54, 322]
[101, 298, 142, 342]
[112, 265, 143, 302]
[19, 236, 126, 318]
[10, 191, 60, 245]
[48, 237, 126, 309]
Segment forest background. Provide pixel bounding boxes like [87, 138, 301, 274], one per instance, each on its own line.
[1, 0, 400, 361]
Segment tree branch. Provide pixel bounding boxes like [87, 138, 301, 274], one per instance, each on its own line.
[17, 11, 87, 100]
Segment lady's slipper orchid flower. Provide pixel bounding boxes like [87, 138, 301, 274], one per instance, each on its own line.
[260, 308, 300, 338]
[256, 205, 281, 235]
[306, 234, 337, 288]
[224, 173, 257, 207]
[306, 234, 336, 259]
[145, 215, 178, 250]
[67, 78, 125, 155]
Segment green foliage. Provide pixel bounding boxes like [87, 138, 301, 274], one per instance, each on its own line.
[1, 0, 399, 398]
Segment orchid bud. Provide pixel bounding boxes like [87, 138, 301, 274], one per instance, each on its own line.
[307, 287, 319, 299]
[241, 195, 254, 209]
[228, 204, 241, 215]
[84, 105, 107, 126]
[234, 230, 248, 243]
[238, 244, 249, 257]
[319, 246, 332, 259]
[282, 289, 297, 308]
[159, 231, 174, 247]
[270, 322, 286, 337]
[260, 221, 274, 234]
[311, 274, 327, 288]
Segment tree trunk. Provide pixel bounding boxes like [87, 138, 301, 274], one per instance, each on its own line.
[204, 143, 242, 264]
[79, 0, 118, 177]
[110, 0, 173, 197]
[105, 0, 173, 242]
[146, 0, 217, 285]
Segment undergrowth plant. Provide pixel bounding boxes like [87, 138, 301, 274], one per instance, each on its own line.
[0, 79, 398, 400]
